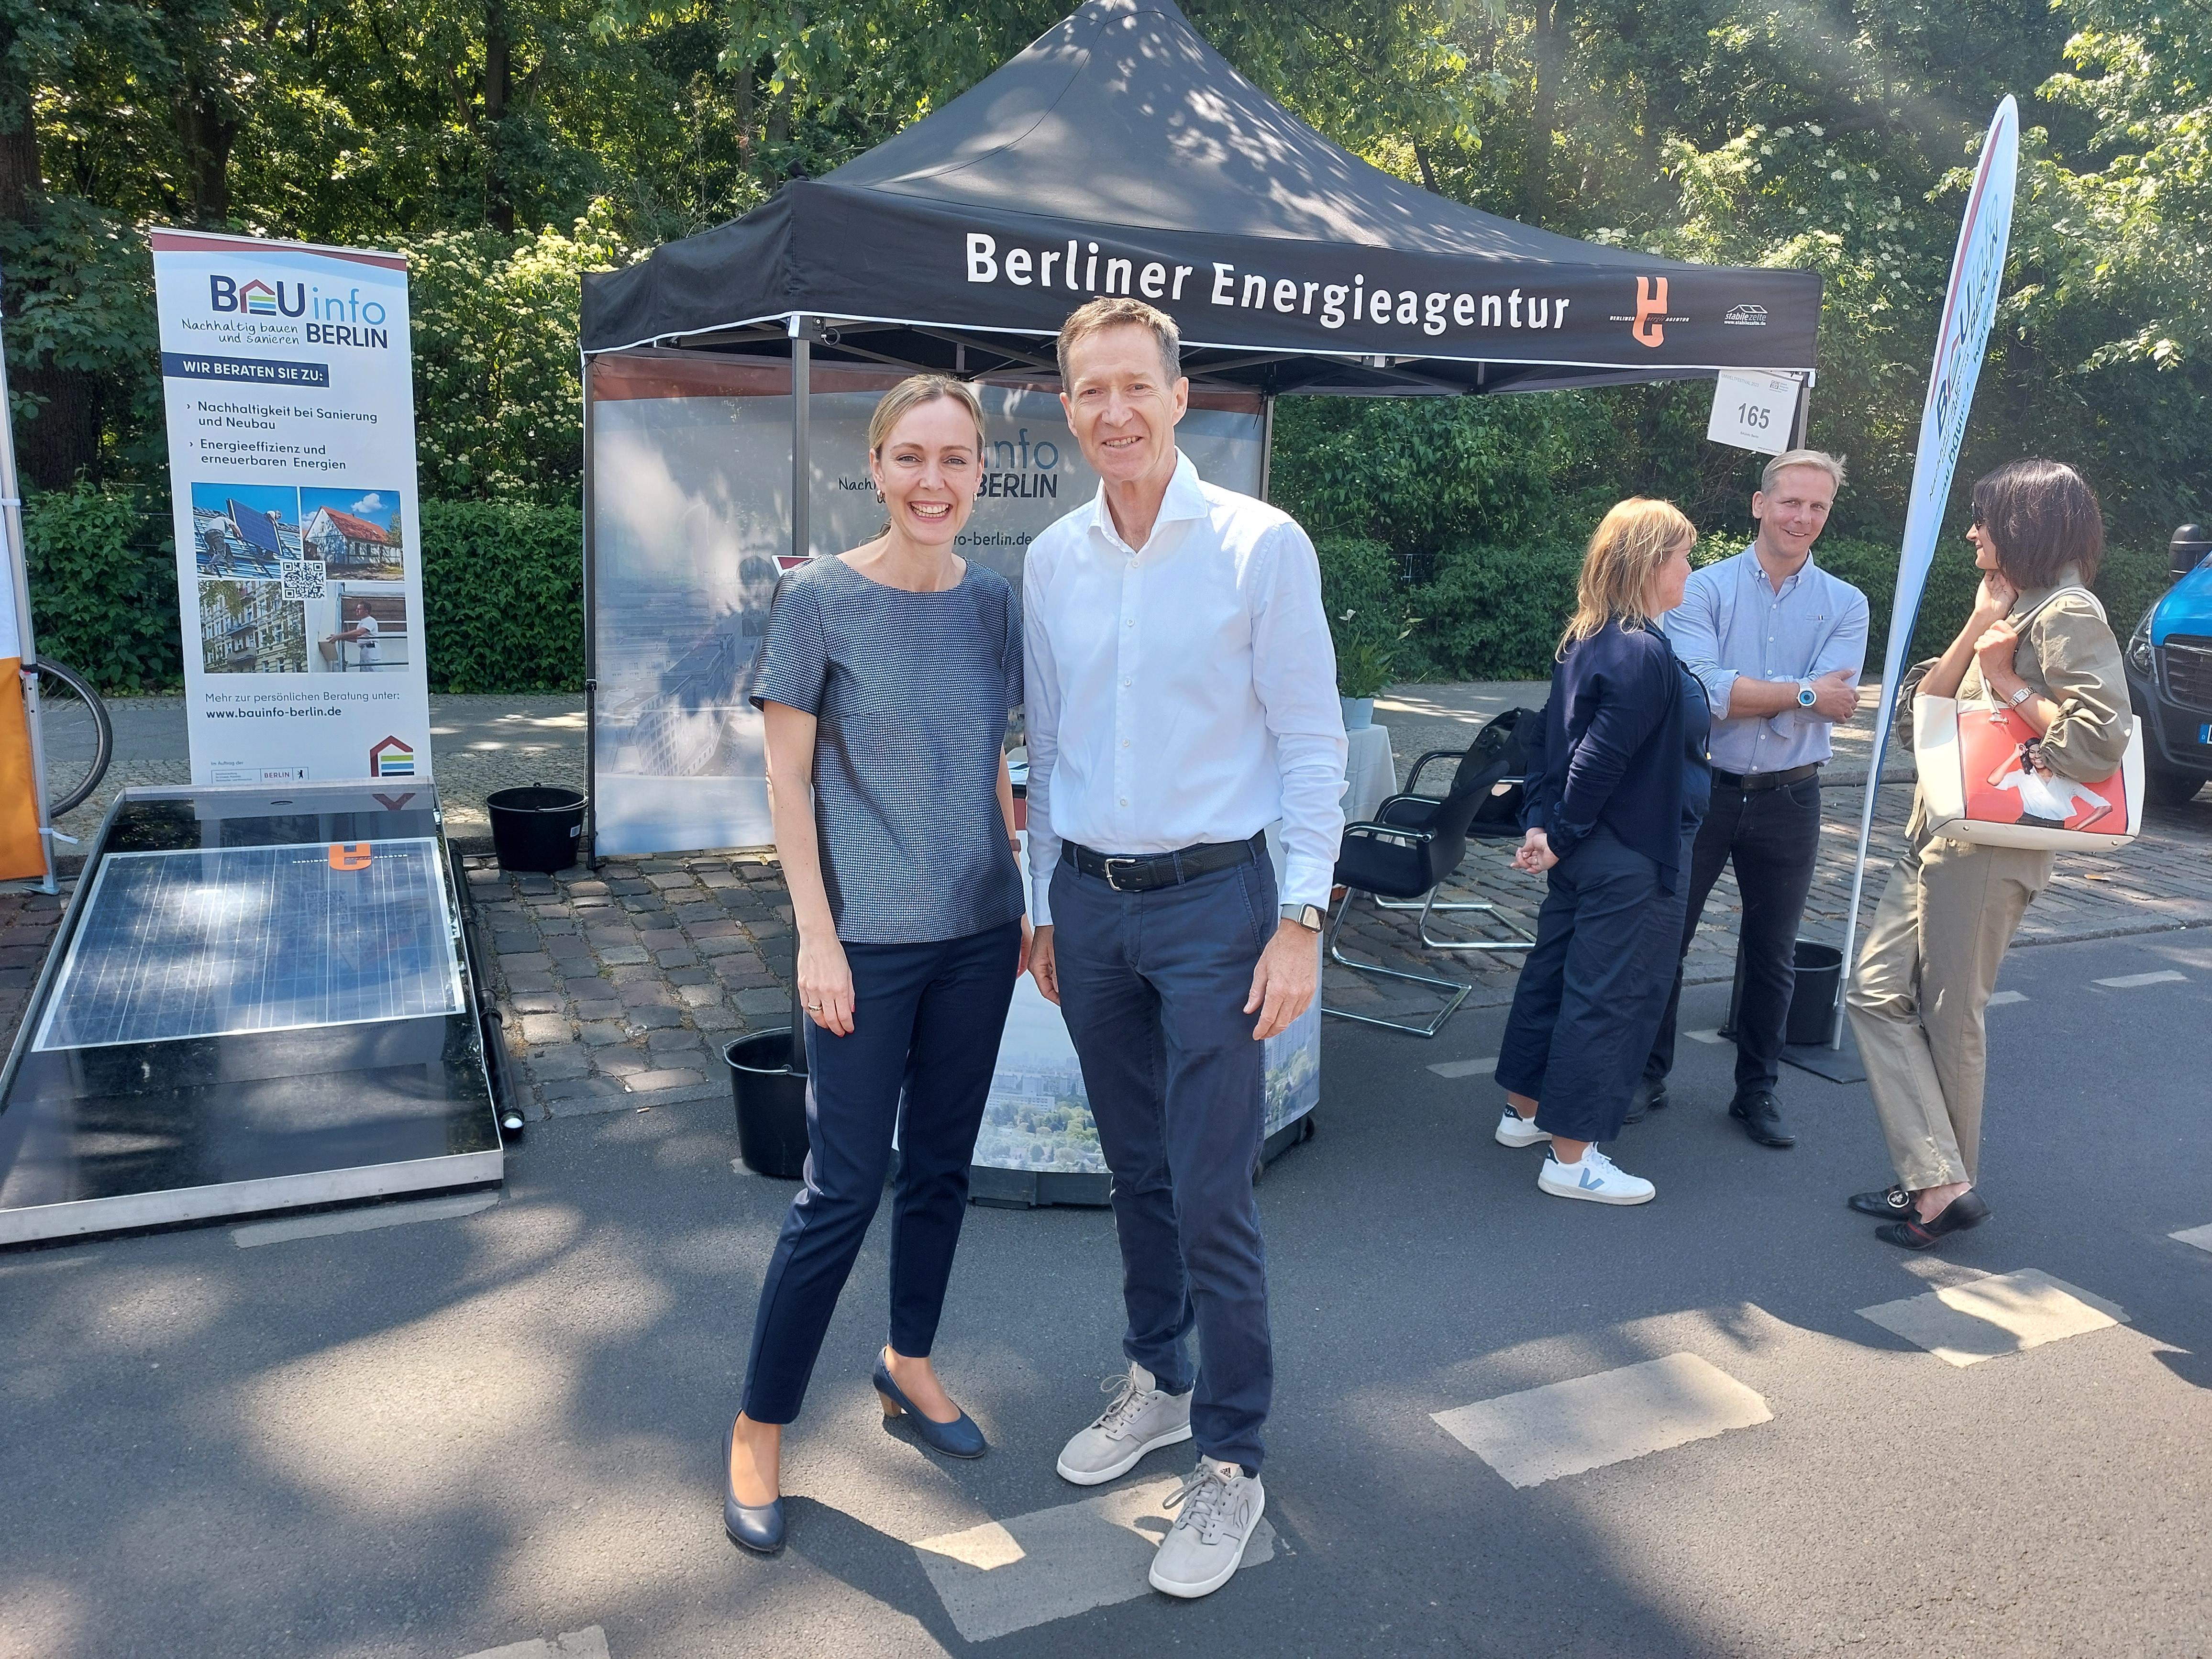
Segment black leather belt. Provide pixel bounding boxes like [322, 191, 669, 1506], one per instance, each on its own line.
[1713, 763, 1822, 792]
[1065, 832, 1263, 893]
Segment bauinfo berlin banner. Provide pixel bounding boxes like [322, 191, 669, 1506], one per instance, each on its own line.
[151, 230, 433, 786]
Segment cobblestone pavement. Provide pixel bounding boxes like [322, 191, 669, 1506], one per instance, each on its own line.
[463, 851, 796, 1119]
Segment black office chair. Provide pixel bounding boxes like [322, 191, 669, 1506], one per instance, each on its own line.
[1323, 708, 1541, 1037]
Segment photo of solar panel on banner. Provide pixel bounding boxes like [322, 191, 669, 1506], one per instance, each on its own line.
[33, 840, 464, 1051]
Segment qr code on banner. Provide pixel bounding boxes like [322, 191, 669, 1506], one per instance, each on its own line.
[279, 559, 328, 600]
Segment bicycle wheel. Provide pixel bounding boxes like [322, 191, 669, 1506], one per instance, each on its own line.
[26, 657, 113, 818]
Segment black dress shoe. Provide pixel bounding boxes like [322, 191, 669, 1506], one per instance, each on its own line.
[721, 1423, 785, 1555]
[1729, 1091, 1796, 1148]
[1625, 1077, 1668, 1124]
[1847, 1184, 1916, 1218]
[1876, 1189, 1991, 1250]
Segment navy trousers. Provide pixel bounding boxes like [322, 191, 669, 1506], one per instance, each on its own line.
[1498, 825, 1692, 1144]
[1645, 775, 1824, 1095]
[740, 920, 1021, 1425]
[1049, 854, 1276, 1475]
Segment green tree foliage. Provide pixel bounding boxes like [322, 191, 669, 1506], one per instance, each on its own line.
[416, 498, 582, 692]
[20, 483, 181, 691]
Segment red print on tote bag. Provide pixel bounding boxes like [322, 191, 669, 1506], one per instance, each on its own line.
[1960, 706, 2125, 832]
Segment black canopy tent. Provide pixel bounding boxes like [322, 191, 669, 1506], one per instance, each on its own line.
[581, 0, 1820, 398]
[576, 0, 1823, 807]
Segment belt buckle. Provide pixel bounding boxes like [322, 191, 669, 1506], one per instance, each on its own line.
[1103, 856, 1143, 892]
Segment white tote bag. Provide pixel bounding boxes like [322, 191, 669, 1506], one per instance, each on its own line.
[1913, 587, 2142, 852]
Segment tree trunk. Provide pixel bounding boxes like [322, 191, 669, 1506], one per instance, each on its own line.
[1524, 0, 1568, 226]
[177, 95, 237, 225]
[0, 120, 39, 225]
[15, 369, 102, 490]
[485, 0, 514, 231]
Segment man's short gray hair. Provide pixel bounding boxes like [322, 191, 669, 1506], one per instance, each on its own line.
[1057, 296, 1182, 387]
[1760, 448, 1847, 495]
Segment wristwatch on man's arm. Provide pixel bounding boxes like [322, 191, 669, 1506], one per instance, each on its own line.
[1280, 903, 1325, 932]
[1796, 679, 1818, 709]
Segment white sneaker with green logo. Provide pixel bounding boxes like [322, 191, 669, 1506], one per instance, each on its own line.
[1148, 1457, 1265, 1599]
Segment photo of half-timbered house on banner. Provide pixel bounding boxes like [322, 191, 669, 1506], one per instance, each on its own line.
[300, 488, 407, 580]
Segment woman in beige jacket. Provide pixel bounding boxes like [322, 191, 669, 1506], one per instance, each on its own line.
[1846, 459, 2131, 1248]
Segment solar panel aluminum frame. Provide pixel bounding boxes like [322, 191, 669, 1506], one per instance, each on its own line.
[0, 784, 502, 1246]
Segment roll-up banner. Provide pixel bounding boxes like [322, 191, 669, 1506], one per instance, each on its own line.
[1834, 97, 2020, 1038]
[150, 231, 433, 786]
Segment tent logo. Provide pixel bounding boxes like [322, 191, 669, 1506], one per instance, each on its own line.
[1632, 277, 1668, 348]
[1724, 303, 1769, 327]
[368, 735, 416, 778]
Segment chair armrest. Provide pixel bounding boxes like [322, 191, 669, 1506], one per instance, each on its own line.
[1343, 818, 1435, 848]
[1401, 749, 1462, 797]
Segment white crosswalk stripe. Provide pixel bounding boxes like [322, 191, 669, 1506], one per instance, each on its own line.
[1682, 1028, 1725, 1044]
[1431, 1352, 1772, 1489]
[2092, 970, 2188, 988]
[1427, 1056, 1497, 1078]
[1987, 990, 2028, 1006]
[455, 1626, 608, 1659]
[2171, 1223, 2212, 1254]
[913, 1475, 1276, 1642]
[1857, 1268, 2129, 1367]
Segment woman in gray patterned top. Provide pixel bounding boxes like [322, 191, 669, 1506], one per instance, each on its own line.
[721, 375, 1028, 1556]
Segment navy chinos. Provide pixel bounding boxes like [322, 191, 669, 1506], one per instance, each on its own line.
[1048, 855, 1277, 1476]
[740, 921, 1021, 1425]
[1498, 826, 1692, 1145]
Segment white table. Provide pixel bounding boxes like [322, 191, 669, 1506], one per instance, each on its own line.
[1342, 722, 1399, 824]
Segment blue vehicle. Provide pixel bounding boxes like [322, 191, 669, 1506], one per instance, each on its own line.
[2125, 524, 2212, 807]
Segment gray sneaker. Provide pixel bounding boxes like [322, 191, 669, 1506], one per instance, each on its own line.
[1148, 1458, 1265, 1599]
[1055, 1362, 1193, 1486]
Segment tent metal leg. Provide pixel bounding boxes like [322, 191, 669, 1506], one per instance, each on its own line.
[1320, 888, 1471, 1038]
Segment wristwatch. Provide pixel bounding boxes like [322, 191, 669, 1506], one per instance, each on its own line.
[2007, 684, 2034, 708]
[1796, 679, 1818, 708]
[1280, 903, 1325, 932]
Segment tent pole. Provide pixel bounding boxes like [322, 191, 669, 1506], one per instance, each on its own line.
[0, 285, 57, 894]
[580, 353, 599, 868]
[787, 315, 812, 1076]
[1790, 376, 1812, 449]
[1259, 395, 1275, 503]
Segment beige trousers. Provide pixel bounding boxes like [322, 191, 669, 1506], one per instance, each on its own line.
[1846, 834, 2050, 1189]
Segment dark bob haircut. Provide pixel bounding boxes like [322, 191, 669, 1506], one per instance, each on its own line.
[1969, 459, 2104, 589]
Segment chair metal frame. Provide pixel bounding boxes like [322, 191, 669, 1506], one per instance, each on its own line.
[1318, 818, 1477, 1040]
[1365, 748, 1537, 953]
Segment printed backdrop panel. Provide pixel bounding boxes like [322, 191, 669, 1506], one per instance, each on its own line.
[151, 230, 433, 785]
[588, 375, 1262, 857]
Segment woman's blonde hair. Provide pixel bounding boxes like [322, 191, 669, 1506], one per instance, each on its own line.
[867, 374, 987, 458]
[1558, 498, 1697, 657]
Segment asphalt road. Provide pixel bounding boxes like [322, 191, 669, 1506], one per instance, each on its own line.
[3, 928, 2208, 1659]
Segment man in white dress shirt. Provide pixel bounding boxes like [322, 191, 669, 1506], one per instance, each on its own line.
[1025, 297, 1345, 1602]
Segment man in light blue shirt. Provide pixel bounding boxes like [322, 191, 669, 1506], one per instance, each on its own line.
[1646, 449, 1869, 1148]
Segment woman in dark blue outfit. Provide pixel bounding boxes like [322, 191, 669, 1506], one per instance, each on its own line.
[1493, 498, 1712, 1205]
[721, 376, 1029, 1555]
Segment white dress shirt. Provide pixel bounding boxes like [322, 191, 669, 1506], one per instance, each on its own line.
[1024, 450, 1347, 926]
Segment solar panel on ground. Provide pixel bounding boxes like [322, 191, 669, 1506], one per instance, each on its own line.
[33, 838, 463, 1051]
[229, 499, 286, 553]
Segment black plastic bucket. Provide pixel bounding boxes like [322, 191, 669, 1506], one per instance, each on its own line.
[726, 1031, 810, 1179]
[1785, 940, 1845, 1046]
[486, 785, 586, 873]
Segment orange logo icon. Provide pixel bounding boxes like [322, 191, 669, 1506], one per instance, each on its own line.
[328, 842, 373, 871]
[1632, 276, 1668, 348]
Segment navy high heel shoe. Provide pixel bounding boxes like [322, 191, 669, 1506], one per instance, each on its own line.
[721, 1422, 785, 1555]
[872, 1351, 987, 1459]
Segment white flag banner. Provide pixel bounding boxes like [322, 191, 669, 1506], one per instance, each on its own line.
[1834, 98, 2021, 1038]
[151, 230, 434, 787]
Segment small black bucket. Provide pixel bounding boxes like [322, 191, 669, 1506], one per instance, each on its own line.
[487, 785, 586, 873]
[726, 1031, 810, 1180]
[1785, 940, 1845, 1046]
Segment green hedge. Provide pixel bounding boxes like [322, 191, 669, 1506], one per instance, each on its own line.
[417, 499, 584, 693]
[22, 484, 181, 692]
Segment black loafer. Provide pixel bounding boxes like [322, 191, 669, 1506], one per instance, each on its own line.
[1625, 1077, 1668, 1124]
[1876, 1189, 1991, 1250]
[1847, 1184, 1916, 1219]
[721, 1423, 785, 1555]
[1729, 1090, 1796, 1148]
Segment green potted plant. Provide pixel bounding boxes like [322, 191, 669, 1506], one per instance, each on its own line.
[1331, 614, 1403, 729]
